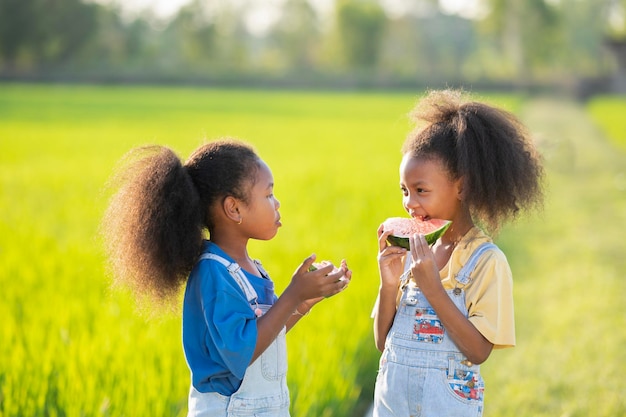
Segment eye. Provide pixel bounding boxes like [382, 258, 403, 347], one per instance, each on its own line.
[400, 186, 408, 196]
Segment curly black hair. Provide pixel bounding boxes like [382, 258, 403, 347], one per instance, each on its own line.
[402, 90, 544, 233]
[101, 139, 260, 301]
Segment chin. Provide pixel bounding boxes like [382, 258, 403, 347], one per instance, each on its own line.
[261, 230, 279, 241]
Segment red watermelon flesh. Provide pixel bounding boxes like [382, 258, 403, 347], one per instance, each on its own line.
[383, 217, 451, 249]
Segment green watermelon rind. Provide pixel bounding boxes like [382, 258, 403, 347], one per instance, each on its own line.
[386, 221, 451, 249]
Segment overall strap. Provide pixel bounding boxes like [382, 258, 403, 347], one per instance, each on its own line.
[455, 242, 498, 286]
[198, 253, 259, 304]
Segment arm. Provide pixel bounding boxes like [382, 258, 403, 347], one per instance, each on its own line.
[373, 225, 407, 352]
[373, 286, 399, 352]
[284, 259, 352, 332]
[284, 296, 322, 331]
[408, 234, 493, 364]
[251, 255, 350, 363]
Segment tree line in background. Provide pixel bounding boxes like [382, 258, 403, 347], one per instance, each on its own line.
[1, 0, 626, 93]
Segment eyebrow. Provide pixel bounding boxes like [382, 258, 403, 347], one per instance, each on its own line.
[401, 180, 427, 187]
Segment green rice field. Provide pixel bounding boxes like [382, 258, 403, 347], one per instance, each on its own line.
[587, 96, 626, 150]
[1, 84, 625, 416]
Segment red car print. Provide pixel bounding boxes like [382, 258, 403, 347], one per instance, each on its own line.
[414, 307, 444, 343]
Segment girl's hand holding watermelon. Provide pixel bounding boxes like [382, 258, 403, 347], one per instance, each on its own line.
[376, 225, 407, 289]
[407, 233, 442, 295]
[373, 225, 407, 352]
[377, 217, 449, 289]
[284, 255, 351, 317]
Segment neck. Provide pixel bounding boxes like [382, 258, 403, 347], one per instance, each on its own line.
[210, 235, 250, 265]
[441, 220, 474, 246]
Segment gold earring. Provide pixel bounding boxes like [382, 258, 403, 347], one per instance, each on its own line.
[237, 217, 243, 225]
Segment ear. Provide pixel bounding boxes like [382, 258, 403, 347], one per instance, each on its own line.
[222, 196, 242, 223]
[455, 176, 465, 201]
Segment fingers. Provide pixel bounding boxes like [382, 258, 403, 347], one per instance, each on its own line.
[378, 225, 395, 252]
[298, 254, 317, 274]
[379, 245, 406, 259]
[301, 258, 345, 281]
[322, 259, 352, 296]
[340, 259, 348, 270]
[409, 233, 428, 260]
[312, 262, 335, 276]
[325, 267, 345, 282]
[326, 261, 350, 283]
[408, 233, 437, 284]
[344, 269, 353, 281]
[379, 224, 407, 259]
[324, 272, 350, 298]
[293, 256, 352, 300]
[338, 276, 350, 291]
[339, 260, 352, 282]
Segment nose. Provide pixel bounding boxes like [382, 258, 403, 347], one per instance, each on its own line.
[274, 196, 280, 209]
[403, 192, 419, 211]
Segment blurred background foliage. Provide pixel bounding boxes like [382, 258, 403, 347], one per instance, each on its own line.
[2, 0, 626, 96]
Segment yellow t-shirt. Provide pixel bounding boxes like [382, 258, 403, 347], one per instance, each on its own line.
[402, 227, 516, 349]
[444, 227, 515, 349]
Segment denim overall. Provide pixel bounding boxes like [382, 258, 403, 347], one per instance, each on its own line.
[188, 254, 290, 417]
[373, 243, 496, 417]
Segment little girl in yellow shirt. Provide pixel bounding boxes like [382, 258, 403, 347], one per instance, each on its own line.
[372, 90, 544, 417]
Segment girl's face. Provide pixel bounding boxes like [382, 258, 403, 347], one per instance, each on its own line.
[399, 154, 462, 222]
[240, 159, 281, 240]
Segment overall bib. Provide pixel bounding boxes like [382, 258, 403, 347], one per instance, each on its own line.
[373, 243, 496, 417]
[188, 254, 290, 417]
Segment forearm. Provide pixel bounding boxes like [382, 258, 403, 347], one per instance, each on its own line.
[285, 301, 314, 331]
[252, 289, 301, 363]
[373, 284, 398, 352]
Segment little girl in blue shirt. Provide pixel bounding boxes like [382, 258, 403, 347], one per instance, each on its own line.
[372, 90, 543, 416]
[102, 139, 351, 416]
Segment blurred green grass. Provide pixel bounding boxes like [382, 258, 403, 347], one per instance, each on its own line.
[1, 84, 623, 416]
[0, 84, 423, 417]
[491, 97, 626, 416]
[587, 96, 626, 150]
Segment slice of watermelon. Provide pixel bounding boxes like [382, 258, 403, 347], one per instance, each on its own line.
[383, 217, 451, 249]
[308, 261, 332, 272]
[308, 261, 347, 281]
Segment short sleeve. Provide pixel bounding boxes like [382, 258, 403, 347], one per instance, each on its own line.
[463, 249, 516, 349]
[200, 262, 258, 380]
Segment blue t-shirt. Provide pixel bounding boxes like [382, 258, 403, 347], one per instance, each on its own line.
[182, 241, 277, 395]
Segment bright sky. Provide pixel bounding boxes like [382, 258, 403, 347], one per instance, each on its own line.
[95, 0, 485, 35]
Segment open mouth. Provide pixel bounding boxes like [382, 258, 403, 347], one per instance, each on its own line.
[411, 213, 429, 222]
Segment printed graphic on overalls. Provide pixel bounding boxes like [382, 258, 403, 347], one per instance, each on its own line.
[413, 307, 444, 343]
[447, 368, 484, 401]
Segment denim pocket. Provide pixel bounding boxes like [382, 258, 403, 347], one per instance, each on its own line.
[413, 307, 444, 343]
[444, 367, 485, 404]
